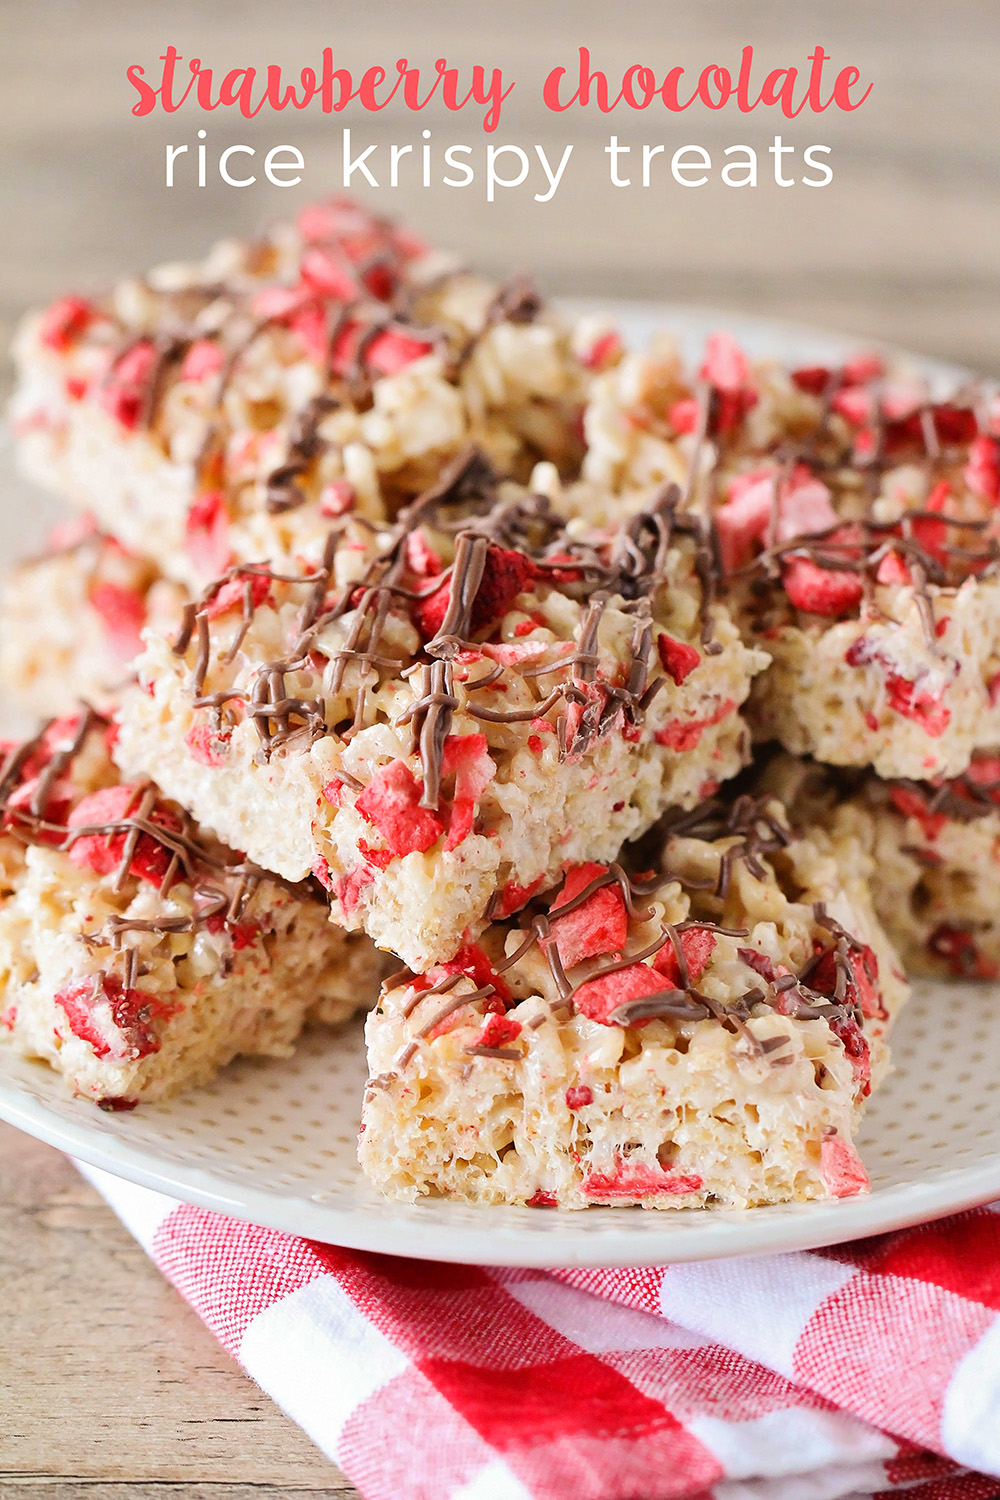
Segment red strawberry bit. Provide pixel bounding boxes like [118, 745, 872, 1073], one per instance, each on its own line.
[185, 724, 232, 768]
[988, 671, 1000, 708]
[358, 839, 394, 871]
[827, 1010, 872, 1097]
[700, 331, 750, 393]
[736, 947, 778, 983]
[413, 545, 536, 642]
[820, 1134, 869, 1198]
[565, 1085, 593, 1110]
[653, 927, 717, 985]
[581, 330, 622, 371]
[864, 711, 879, 732]
[99, 341, 158, 431]
[65, 377, 88, 401]
[550, 863, 628, 969]
[204, 572, 271, 620]
[963, 753, 1000, 799]
[440, 734, 495, 852]
[333, 864, 374, 917]
[528, 735, 544, 755]
[405, 530, 443, 578]
[889, 785, 946, 839]
[39, 295, 98, 353]
[573, 962, 671, 1027]
[654, 698, 736, 753]
[491, 875, 543, 921]
[776, 468, 839, 544]
[811, 943, 884, 1021]
[781, 556, 863, 618]
[354, 760, 444, 859]
[97, 1097, 139, 1112]
[312, 855, 334, 891]
[180, 339, 224, 382]
[0, 1005, 16, 1032]
[791, 366, 831, 396]
[912, 480, 950, 565]
[66, 784, 180, 887]
[715, 476, 774, 575]
[668, 398, 699, 434]
[438, 943, 513, 1011]
[88, 582, 147, 661]
[931, 404, 977, 445]
[55, 975, 178, 1061]
[204, 912, 259, 950]
[320, 479, 356, 517]
[3, 776, 73, 841]
[876, 550, 911, 586]
[928, 924, 999, 980]
[296, 197, 377, 245]
[884, 674, 950, 737]
[299, 246, 359, 301]
[479, 640, 549, 666]
[321, 778, 344, 808]
[832, 386, 872, 426]
[185, 491, 231, 578]
[289, 301, 330, 364]
[964, 435, 1000, 505]
[365, 328, 436, 376]
[657, 634, 701, 685]
[842, 353, 884, 386]
[582, 1161, 703, 1200]
[473, 1013, 522, 1049]
[526, 1190, 558, 1208]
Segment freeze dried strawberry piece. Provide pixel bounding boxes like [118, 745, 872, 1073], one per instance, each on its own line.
[405, 529, 443, 579]
[185, 724, 232, 768]
[884, 674, 950, 737]
[97, 1097, 139, 1112]
[185, 491, 231, 578]
[438, 943, 512, 1011]
[781, 556, 863, 618]
[931, 404, 977, 445]
[963, 753, 1000, 801]
[811, 942, 883, 1020]
[365, 328, 436, 376]
[832, 386, 873, 426]
[912, 480, 950, 565]
[180, 339, 225, 382]
[333, 863, 375, 917]
[657, 634, 700, 685]
[791, 366, 832, 396]
[89, 582, 146, 660]
[842, 353, 884, 386]
[736, 947, 778, 983]
[320, 479, 356, 517]
[526, 1190, 557, 1208]
[716, 475, 774, 575]
[440, 734, 495, 852]
[653, 927, 717, 985]
[359, 839, 393, 871]
[820, 1133, 869, 1198]
[413, 545, 537, 641]
[0, 1005, 15, 1032]
[701, 331, 750, 393]
[928, 924, 998, 980]
[668, 397, 699, 434]
[491, 875, 543, 921]
[55, 975, 178, 1061]
[654, 698, 736, 752]
[777, 470, 839, 543]
[827, 1010, 872, 1097]
[472, 1013, 522, 1049]
[204, 572, 272, 620]
[581, 329, 622, 370]
[550, 863, 628, 969]
[565, 1085, 593, 1110]
[39, 296, 98, 352]
[876, 549, 911, 586]
[573, 962, 670, 1026]
[99, 340, 157, 431]
[66, 784, 180, 887]
[204, 912, 259, 950]
[299, 246, 359, 301]
[965, 435, 1000, 505]
[889, 785, 947, 839]
[582, 1162, 703, 1200]
[354, 760, 444, 859]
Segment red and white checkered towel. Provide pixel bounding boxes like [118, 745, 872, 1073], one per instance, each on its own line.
[80, 1164, 1000, 1500]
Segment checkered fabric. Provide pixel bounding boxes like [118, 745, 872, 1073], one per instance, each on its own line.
[80, 1165, 1000, 1500]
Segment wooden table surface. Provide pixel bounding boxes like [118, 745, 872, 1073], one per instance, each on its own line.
[2, 4, 999, 1497]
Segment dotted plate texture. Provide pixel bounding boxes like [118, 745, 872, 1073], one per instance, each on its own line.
[0, 305, 996, 1267]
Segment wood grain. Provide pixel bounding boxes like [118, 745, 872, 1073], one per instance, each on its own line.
[1, 3, 997, 1495]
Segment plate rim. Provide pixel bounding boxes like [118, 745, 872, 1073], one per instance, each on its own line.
[1, 299, 995, 1267]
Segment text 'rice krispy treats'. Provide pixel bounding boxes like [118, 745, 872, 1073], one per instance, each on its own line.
[0, 514, 187, 717]
[9, 196, 612, 592]
[580, 330, 1000, 781]
[360, 791, 908, 1210]
[765, 748, 1000, 984]
[0, 710, 387, 1109]
[113, 454, 768, 969]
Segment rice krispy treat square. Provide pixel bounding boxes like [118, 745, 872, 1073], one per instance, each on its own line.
[359, 791, 908, 1210]
[0, 710, 387, 1109]
[0, 514, 187, 717]
[9, 196, 609, 592]
[579, 329, 1000, 781]
[765, 748, 1000, 984]
[113, 458, 767, 970]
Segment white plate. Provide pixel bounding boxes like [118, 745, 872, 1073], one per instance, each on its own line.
[1, 304, 996, 1267]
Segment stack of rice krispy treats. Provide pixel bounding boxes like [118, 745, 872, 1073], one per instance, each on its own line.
[5, 195, 995, 1211]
